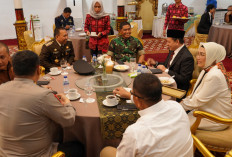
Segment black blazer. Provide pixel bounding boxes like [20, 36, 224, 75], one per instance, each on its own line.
[197, 12, 212, 34]
[163, 46, 194, 92]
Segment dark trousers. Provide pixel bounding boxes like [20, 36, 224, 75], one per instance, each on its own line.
[57, 141, 85, 157]
[90, 46, 102, 56]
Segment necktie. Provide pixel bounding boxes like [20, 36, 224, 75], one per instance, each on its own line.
[167, 51, 175, 68]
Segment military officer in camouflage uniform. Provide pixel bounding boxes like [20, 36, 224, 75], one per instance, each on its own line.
[55, 7, 74, 30]
[107, 22, 145, 63]
[40, 27, 75, 72]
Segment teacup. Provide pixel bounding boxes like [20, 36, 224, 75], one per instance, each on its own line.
[68, 88, 78, 99]
[50, 67, 58, 74]
[91, 32, 97, 36]
[106, 95, 119, 106]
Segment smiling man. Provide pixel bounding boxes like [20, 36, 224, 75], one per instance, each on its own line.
[0, 42, 14, 85]
[107, 22, 144, 63]
[147, 29, 194, 94]
[39, 27, 75, 72]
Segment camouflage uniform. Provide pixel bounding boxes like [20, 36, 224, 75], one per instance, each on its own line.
[39, 39, 75, 72]
[107, 36, 144, 62]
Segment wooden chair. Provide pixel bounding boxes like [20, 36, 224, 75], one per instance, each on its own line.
[108, 35, 117, 44]
[191, 111, 232, 153]
[192, 134, 232, 157]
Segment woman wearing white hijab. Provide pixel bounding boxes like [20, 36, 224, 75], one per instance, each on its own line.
[84, 0, 110, 56]
[181, 42, 231, 131]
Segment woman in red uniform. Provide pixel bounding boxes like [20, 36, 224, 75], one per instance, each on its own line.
[84, 0, 111, 56]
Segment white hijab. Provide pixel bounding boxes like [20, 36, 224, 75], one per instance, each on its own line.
[199, 42, 226, 68]
[89, 0, 108, 19]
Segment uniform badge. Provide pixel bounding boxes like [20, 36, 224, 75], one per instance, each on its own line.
[61, 20, 63, 22]
[69, 19, 72, 22]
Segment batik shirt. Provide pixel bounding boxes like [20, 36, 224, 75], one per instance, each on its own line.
[107, 36, 144, 62]
[164, 3, 188, 31]
[84, 14, 110, 53]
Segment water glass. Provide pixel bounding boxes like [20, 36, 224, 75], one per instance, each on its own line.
[60, 59, 68, 75]
[84, 83, 95, 103]
[130, 58, 136, 72]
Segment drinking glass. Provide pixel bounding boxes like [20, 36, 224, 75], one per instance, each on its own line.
[84, 82, 95, 103]
[130, 58, 136, 72]
[60, 59, 68, 75]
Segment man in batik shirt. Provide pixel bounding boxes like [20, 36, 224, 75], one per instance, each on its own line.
[163, 0, 188, 36]
[107, 22, 144, 63]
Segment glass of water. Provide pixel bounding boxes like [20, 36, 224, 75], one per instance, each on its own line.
[130, 58, 136, 72]
[60, 59, 68, 75]
[84, 82, 95, 103]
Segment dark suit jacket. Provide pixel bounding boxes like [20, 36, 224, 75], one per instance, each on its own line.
[55, 14, 74, 29]
[162, 45, 194, 92]
[197, 12, 212, 34]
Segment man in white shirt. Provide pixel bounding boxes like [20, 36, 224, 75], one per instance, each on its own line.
[100, 73, 193, 157]
[147, 29, 194, 93]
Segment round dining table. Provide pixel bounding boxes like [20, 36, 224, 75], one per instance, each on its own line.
[207, 24, 232, 58]
[40, 66, 176, 157]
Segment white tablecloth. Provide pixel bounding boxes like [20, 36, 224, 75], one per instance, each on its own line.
[152, 16, 196, 38]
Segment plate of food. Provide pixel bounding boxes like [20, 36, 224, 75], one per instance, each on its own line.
[75, 28, 82, 31]
[159, 77, 175, 85]
[79, 33, 86, 37]
[114, 65, 130, 72]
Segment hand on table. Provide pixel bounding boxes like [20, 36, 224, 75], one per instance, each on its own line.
[86, 31, 90, 36]
[157, 65, 167, 72]
[56, 93, 70, 106]
[113, 87, 131, 99]
[146, 58, 156, 66]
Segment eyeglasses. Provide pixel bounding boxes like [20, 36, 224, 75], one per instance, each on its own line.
[130, 90, 144, 99]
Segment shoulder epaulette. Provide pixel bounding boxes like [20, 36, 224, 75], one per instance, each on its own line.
[45, 40, 54, 47]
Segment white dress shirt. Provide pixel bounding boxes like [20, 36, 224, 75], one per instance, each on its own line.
[116, 100, 193, 157]
[181, 66, 232, 131]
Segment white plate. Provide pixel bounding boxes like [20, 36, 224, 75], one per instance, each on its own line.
[75, 28, 82, 31]
[90, 35, 98, 37]
[66, 93, 81, 101]
[79, 33, 86, 37]
[48, 70, 62, 76]
[114, 65, 130, 72]
[159, 77, 175, 85]
[102, 99, 118, 107]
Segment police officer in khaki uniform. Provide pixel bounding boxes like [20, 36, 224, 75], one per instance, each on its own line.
[40, 27, 75, 73]
[55, 7, 74, 30]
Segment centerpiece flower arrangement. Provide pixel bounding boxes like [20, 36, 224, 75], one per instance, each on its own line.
[97, 54, 109, 79]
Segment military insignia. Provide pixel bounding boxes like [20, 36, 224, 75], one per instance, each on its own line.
[45, 40, 53, 46]
[54, 49, 57, 51]
[69, 19, 72, 22]
[61, 20, 63, 22]
[66, 46, 69, 49]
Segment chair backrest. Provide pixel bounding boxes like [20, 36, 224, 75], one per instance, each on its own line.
[194, 18, 200, 34]
[108, 35, 117, 44]
[53, 24, 56, 33]
[130, 22, 139, 38]
[24, 30, 35, 50]
[31, 39, 46, 56]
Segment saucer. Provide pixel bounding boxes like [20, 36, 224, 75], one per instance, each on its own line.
[48, 70, 62, 76]
[103, 99, 118, 107]
[66, 93, 81, 101]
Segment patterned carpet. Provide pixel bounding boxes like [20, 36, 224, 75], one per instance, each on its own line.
[143, 37, 194, 54]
